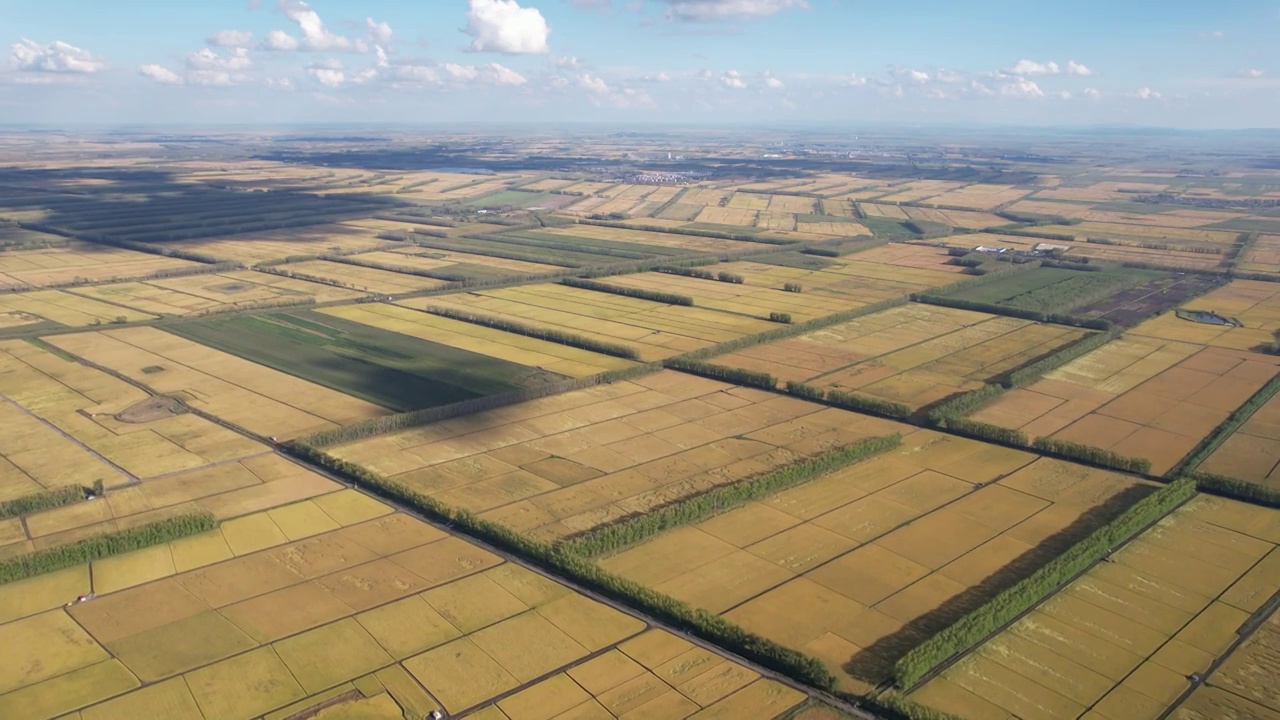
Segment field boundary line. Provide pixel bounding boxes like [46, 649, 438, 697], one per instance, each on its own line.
[0, 393, 140, 484]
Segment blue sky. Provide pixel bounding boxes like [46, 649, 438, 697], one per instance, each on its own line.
[2, 0, 1277, 127]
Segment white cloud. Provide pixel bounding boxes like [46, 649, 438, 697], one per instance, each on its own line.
[843, 73, 868, 87]
[999, 77, 1044, 98]
[1131, 87, 1161, 100]
[1008, 59, 1059, 76]
[261, 29, 300, 51]
[643, 72, 671, 82]
[387, 64, 440, 84]
[697, 68, 713, 81]
[720, 69, 747, 89]
[444, 62, 527, 85]
[138, 64, 183, 85]
[1066, 60, 1092, 76]
[1057, 90, 1072, 100]
[265, 76, 296, 90]
[366, 18, 393, 44]
[763, 72, 784, 89]
[307, 58, 345, 87]
[186, 48, 252, 72]
[207, 30, 254, 48]
[658, 0, 808, 22]
[934, 69, 965, 84]
[1083, 87, 1101, 99]
[1200, 30, 1226, 39]
[464, 0, 551, 54]
[904, 69, 929, 83]
[578, 73, 609, 94]
[262, 0, 356, 52]
[1241, 68, 1265, 78]
[10, 38, 106, 73]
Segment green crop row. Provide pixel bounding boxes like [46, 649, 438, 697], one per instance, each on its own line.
[664, 358, 776, 390]
[1031, 437, 1153, 475]
[0, 512, 218, 585]
[561, 278, 695, 306]
[0, 485, 85, 520]
[287, 443, 838, 691]
[893, 476, 1196, 689]
[424, 306, 640, 360]
[563, 434, 902, 558]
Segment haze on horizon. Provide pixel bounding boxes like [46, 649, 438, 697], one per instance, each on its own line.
[1, 0, 1278, 128]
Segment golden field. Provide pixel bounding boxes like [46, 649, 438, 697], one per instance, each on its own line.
[354, 246, 558, 275]
[68, 270, 364, 317]
[257, 260, 445, 294]
[396, 283, 777, 361]
[912, 494, 1280, 720]
[331, 370, 903, 541]
[0, 243, 199, 290]
[0, 339, 263, 503]
[319, 303, 636, 377]
[716, 304, 1091, 409]
[1168, 604, 1280, 719]
[600, 270, 875, 323]
[0, 290, 155, 327]
[1200, 390, 1280, 487]
[602, 431, 1153, 694]
[1239, 234, 1280, 277]
[942, 231, 1225, 271]
[1131, 279, 1280, 351]
[926, 184, 1033, 211]
[0, 489, 805, 720]
[971, 336, 1280, 474]
[139, 226, 393, 265]
[1036, 221, 1241, 246]
[537, 223, 757, 254]
[46, 327, 389, 440]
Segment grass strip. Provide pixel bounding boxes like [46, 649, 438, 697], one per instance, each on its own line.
[892, 476, 1196, 689]
[424, 306, 641, 360]
[0, 485, 85, 520]
[563, 434, 902, 558]
[0, 511, 217, 585]
[287, 443, 838, 691]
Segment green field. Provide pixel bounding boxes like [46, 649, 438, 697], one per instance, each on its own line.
[166, 310, 565, 411]
[465, 190, 553, 209]
[854, 216, 920, 240]
[947, 266, 1167, 312]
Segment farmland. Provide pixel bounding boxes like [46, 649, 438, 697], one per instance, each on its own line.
[0, 489, 807, 720]
[0, 242, 199, 290]
[911, 494, 1280, 720]
[1199, 389, 1280, 487]
[1131, 279, 1280, 352]
[970, 336, 1280, 474]
[68, 270, 364, 317]
[396, 283, 777, 361]
[45, 326, 391, 439]
[600, 430, 1154, 694]
[329, 370, 904, 541]
[942, 266, 1168, 315]
[1168, 601, 1280, 719]
[717, 304, 1092, 408]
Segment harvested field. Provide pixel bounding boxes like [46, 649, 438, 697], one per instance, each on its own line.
[1032, 182, 1171, 203]
[0, 487, 803, 720]
[0, 338, 264, 504]
[1201, 389, 1280, 486]
[913, 494, 1280, 720]
[69, 270, 364, 317]
[717, 303, 1091, 407]
[1037, 221, 1241, 246]
[331, 370, 904, 541]
[539, 223, 758, 254]
[695, 206, 761, 227]
[601, 271, 871, 323]
[395, 283, 776, 362]
[353, 247, 557, 277]
[927, 184, 1033, 211]
[1239, 233, 1280, 277]
[903, 206, 1007, 230]
[1169, 603, 1280, 718]
[238, 260, 443, 294]
[1131, 280, 1280, 352]
[319, 303, 636, 377]
[163, 310, 568, 411]
[0, 242, 199, 290]
[46, 326, 390, 439]
[602, 431, 1154, 694]
[0, 290, 155, 328]
[971, 336, 1280, 474]
[137, 225, 393, 265]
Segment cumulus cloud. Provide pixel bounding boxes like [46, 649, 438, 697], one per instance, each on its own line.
[578, 73, 610, 94]
[1008, 59, 1059, 76]
[265, 76, 296, 90]
[262, 0, 363, 52]
[1066, 60, 1092, 76]
[843, 73, 868, 87]
[1083, 87, 1101, 99]
[207, 30, 254, 48]
[904, 69, 929, 83]
[642, 71, 671, 82]
[720, 69, 747, 89]
[999, 76, 1044, 98]
[10, 38, 106, 73]
[366, 18, 393, 44]
[1131, 87, 1161, 100]
[658, 0, 808, 22]
[763, 71, 783, 89]
[444, 62, 528, 85]
[138, 64, 184, 85]
[307, 58, 345, 87]
[464, 0, 550, 54]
